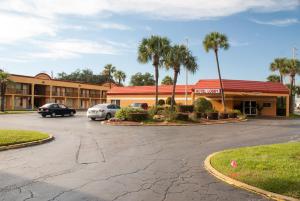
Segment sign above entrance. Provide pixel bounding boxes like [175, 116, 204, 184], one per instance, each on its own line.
[194, 88, 221, 94]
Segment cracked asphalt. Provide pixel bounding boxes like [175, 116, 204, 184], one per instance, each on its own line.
[0, 113, 299, 201]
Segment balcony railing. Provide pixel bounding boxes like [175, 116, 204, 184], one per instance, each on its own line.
[6, 89, 31, 95]
[65, 92, 78, 97]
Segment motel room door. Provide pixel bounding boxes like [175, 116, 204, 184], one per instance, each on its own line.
[242, 101, 257, 116]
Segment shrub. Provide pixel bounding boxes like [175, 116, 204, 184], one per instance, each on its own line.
[219, 113, 229, 119]
[161, 107, 177, 121]
[175, 113, 189, 121]
[194, 98, 212, 113]
[115, 107, 145, 120]
[158, 99, 165, 106]
[166, 97, 176, 105]
[148, 106, 165, 118]
[177, 105, 194, 113]
[128, 112, 148, 122]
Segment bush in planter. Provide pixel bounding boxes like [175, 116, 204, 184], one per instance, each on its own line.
[128, 112, 148, 122]
[219, 112, 229, 119]
[206, 109, 219, 120]
[115, 107, 145, 121]
[177, 105, 194, 113]
[158, 99, 165, 106]
[228, 109, 241, 118]
[175, 113, 189, 121]
[194, 98, 212, 113]
[166, 97, 176, 105]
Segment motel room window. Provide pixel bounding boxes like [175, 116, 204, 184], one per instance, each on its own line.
[263, 102, 272, 108]
[111, 100, 120, 106]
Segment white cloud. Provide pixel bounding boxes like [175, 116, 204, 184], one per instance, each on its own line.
[96, 23, 132, 30]
[251, 18, 299, 26]
[26, 39, 131, 60]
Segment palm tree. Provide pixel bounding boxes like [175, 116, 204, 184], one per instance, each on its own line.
[161, 75, 173, 85]
[138, 35, 171, 106]
[267, 74, 280, 82]
[102, 64, 116, 88]
[0, 70, 10, 112]
[113, 70, 126, 85]
[270, 58, 289, 84]
[165, 45, 198, 110]
[203, 32, 229, 112]
[286, 59, 300, 113]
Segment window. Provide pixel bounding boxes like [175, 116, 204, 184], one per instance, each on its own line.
[263, 102, 272, 108]
[111, 100, 120, 106]
[51, 104, 59, 108]
[59, 104, 67, 109]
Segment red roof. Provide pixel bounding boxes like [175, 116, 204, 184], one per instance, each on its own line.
[194, 79, 289, 94]
[107, 79, 289, 95]
[108, 85, 194, 95]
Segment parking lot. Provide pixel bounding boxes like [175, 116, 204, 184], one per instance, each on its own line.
[0, 112, 299, 201]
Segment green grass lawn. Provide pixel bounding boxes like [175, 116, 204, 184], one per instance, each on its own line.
[0, 130, 49, 147]
[210, 142, 300, 199]
[0, 110, 35, 115]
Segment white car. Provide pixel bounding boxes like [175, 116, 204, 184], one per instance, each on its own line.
[87, 104, 120, 121]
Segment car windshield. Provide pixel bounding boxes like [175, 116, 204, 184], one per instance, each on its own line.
[92, 104, 107, 109]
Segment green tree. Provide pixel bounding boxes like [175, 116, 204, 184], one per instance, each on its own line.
[113, 70, 126, 85]
[267, 74, 280, 82]
[0, 70, 11, 112]
[138, 35, 171, 106]
[203, 32, 229, 112]
[161, 75, 173, 85]
[286, 59, 300, 113]
[165, 45, 198, 110]
[102, 64, 116, 88]
[270, 58, 289, 83]
[130, 72, 155, 86]
[56, 68, 106, 84]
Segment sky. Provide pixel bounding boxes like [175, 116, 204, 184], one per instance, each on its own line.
[0, 0, 299, 85]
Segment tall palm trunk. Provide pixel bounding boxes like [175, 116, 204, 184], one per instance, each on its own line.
[290, 75, 295, 114]
[171, 70, 178, 111]
[279, 73, 284, 108]
[0, 83, 6, 112]
[153, 54, 159, 107]
[214, 50, 226, 112]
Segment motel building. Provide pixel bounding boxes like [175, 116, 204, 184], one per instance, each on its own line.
[107, 79, 290, 117]
[2, 73, 110, 110]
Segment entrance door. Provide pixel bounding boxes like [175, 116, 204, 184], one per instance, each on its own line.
[243, 101, 257, 116]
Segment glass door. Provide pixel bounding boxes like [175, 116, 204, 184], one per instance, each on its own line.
[243, 101, 257, 116]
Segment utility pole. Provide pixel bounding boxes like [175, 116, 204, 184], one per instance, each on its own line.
[185, 38, 189, 105]
[291, 47, 298, 113]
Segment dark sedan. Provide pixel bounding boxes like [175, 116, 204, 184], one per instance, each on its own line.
[38, 103, 76, 117]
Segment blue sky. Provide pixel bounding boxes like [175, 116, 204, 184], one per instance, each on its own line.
[0, 0, 299, 85]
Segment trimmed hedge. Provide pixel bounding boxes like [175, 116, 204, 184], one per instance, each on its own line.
[219, 113, 229, 119]
[158, 99, 165, 106]
[177, 105, 194, 113]
[128, 112, 148, 122]
[175, 113, 189, 121]
[194, 98, 212, 113]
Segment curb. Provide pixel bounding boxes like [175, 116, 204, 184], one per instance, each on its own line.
[0, 135, 55, 152]
[103, 119, 247, 127]
[204, 152, 299, 201]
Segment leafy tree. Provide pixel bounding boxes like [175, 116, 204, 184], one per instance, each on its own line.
[138, 35, 171, 106]
[130, 72, 155, 86]
[286, 59, 300, 113]
[165, 45, 198, 110]
[56, 68, 106, 84]
[113, 70, 126, 85]
[102, 64, 116, 88]
[270, 58, 289, 83]
[161, 75, 173, 85]
[267, 74, 280, 82]
[158, 99, 165, 105]
[0, 70, 11, 112]
[203, 32, 229, 112]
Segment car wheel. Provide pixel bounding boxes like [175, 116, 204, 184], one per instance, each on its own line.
[105, 113, 111, 120]
[91, 118, 96, 121]
[51, 112, 56, 117]
[42, 114, 46, 118]
[70, 111, 74, 116]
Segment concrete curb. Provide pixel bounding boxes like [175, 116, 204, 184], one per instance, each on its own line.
[0, 134, 54, 152]
[103, 119, 247, 127]
[204, 151, 299, 201]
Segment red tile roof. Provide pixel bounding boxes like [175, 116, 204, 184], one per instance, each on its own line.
[107, 79, 289, 95]
[194, 79, 289, 94]
[108, 85, 194, 95]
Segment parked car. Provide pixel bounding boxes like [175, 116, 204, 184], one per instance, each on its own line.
[87, 103, 120, 121]
[129, 103, 148, 110]
[38, 103, 76, 117]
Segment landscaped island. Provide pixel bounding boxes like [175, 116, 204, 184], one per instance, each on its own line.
[0, 130, 50, 147]
[210, 142, 300, 199]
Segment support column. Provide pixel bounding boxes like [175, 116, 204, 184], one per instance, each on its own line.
[49, 85, 53, 102]
[286, 95, 290, 117]
[31, 84, 35, 110]
[11, 95, 15, 110]
[77, 88, 80, 109]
